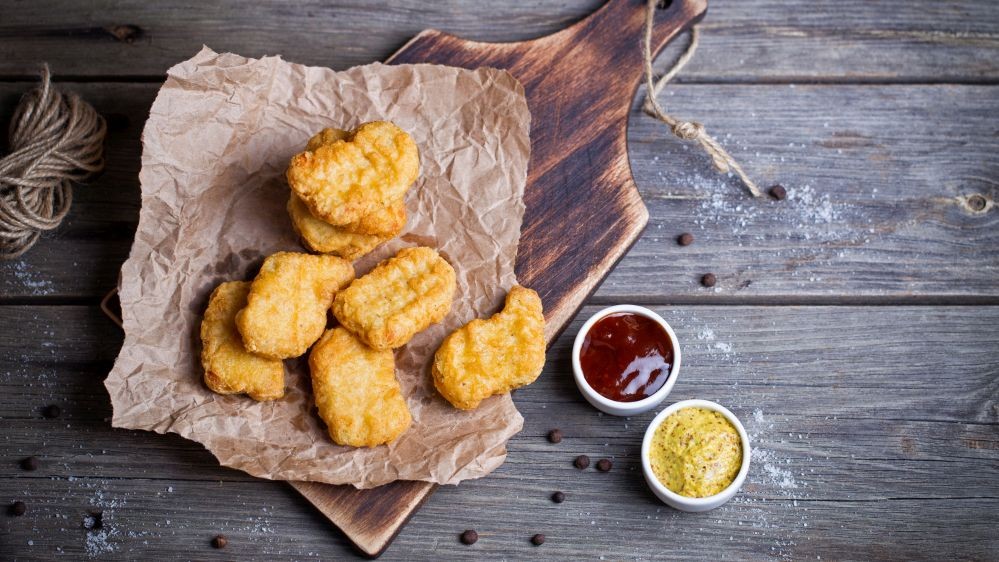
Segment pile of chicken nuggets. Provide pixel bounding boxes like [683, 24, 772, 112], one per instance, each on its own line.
[200, 121, 546, 448]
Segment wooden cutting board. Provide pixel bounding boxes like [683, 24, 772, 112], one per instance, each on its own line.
[291, 0, 706, 557]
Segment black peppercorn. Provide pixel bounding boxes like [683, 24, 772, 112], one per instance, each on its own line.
[596, 458, 613, 472]
[573, 455, 590, 469]
[10, 501, 26, 516]
[460, 529, 478, 545]
[677, 233, 694, 246]
[531, 533, 546, 546]
[701, 273, 717, 288]
[42, 404, 61, 419]
[212, 534, 227, 549]
[20, 456, 38, 471]
[769, 184, 787, 200]
[547, 429, 562, 444]
[551, 491, 565, 503]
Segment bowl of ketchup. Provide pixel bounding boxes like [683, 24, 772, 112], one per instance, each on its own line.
[572, 305, 681, 416]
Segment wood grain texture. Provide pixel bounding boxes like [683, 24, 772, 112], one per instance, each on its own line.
[289, 480, 434, 557]
[0, 1, 997, 82]
[2, 83, 996, 302]
[1, 0, 998, 559]
[289, 2, 703, 554]
[1, 305, 996, 560]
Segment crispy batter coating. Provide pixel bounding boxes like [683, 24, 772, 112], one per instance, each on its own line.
[340, 198, 407, 236]
[287, 121, 419, 226]
[287, 195, 392, 261]
[236, 252, 354, 359]
[305, 127, 351, 151]
[433, 286, 546, 410]
[302, 127, 407, 236]
[200, 281, 285, 401]
[332, 247, 456, 350]
[309, 327, 412, 447]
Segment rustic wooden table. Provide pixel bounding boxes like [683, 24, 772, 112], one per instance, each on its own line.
[2, 1, 997, 560]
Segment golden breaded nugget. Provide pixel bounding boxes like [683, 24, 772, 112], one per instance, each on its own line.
[303, 128, 407, 236]
[287, 121, 419, 226]
[287, 195, 392, 261]
[309, 327, 412, 447]
[305, 127, 350, 151]
[332, 247, 456, 350]
[432, 286, 545, 410]
[236, 252, 354, 359]
[340, 198, 407, 236]
[200, 281, 285, 401]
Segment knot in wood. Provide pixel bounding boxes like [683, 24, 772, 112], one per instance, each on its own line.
[967, 194, 987, 212]
[107, 24, 144, 44]
[672, 120, 704, 140]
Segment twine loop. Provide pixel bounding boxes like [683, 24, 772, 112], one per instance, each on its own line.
[672, 120, 704, 141]
[0, 65, 106, 259]
[643, 0, 762, 197]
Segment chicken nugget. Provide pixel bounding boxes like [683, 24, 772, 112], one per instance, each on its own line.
[309, 327, 412, 447]
[433, 286, 546, 410]
[236, 252, 354, 359]
[200, 281, 285, 401]
[332, 247, 456, 350]
[340, 197, 407, 236]
[287, 195, 392, 261]
[287, 121, 419, 225]
[301, 127, 407, 236]
[305, 127, 350, 151]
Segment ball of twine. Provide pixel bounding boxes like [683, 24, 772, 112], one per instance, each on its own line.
[0, 65, 106, 259]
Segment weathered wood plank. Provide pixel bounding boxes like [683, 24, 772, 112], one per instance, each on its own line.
[1, 83, 996, 301]
[1, 305, 997, 559]
[618, 83, 999, 302]
[0, 1, 997, 82]
[1, 476, 994, 561]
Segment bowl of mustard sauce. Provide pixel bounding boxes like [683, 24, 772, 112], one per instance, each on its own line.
[641, 399, 751, 512]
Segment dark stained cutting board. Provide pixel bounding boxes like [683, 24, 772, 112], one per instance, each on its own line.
[291, 0, 707, 557]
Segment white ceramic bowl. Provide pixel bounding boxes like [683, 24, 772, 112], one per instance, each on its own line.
[641, 399, 751, 512]
[571, 305, 681, 416]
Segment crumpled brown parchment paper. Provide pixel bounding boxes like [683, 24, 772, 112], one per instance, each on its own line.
[105, 47, 532, 489]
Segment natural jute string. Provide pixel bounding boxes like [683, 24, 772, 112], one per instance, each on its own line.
[642, 0, 762, 198]
[101, 288, 123, 328]
[0, 65, 106, 259]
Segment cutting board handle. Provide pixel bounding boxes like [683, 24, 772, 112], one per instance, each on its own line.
[392, 0, 707, 101]
[537, 0, 708, 92]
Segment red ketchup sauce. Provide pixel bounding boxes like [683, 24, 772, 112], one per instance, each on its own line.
[579, 313, 673, 402]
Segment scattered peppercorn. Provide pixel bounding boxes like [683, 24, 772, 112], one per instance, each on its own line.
[551, 491, 565, 503]
[20, 456, 38, 471]
[573, 455, 590, 469]
[460, 529, 478, 545]
[42, 404, 61, 419]
[212, 534, 227, 549]
[547, 429, 562, 444]
[531, 533, 546, 546]
[83, 511, 103, 530]
[596, 458, 613, 472]
[10, 501, 26, 516]
[677, 232, 694, 246]
[701, 273, 717, 288]
[769, 184, 787, 200]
